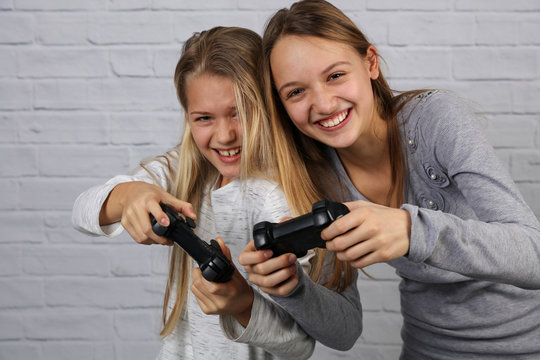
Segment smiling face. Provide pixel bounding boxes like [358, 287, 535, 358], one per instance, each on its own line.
[270, 35, 382, 150]
[186, 73, 242, 187]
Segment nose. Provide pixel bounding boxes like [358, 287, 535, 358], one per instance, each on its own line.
[312, 85, 336, 115]
[215, 118, 237, 145]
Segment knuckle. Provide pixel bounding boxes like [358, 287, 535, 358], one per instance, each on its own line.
[379, 248, 392, 262]
[200, 307, 211, 315]
[342, 248, 354, 261]
[142, 224, 153, 236]
[365, 224, 379, 238]
[333, 221, 347, 234]
[333, 236, 346, 250]
[260, 277, 274, 289]
[277, 286, 291, 297]
[336, 250, 348, 261]
[252, 264, 266, 275]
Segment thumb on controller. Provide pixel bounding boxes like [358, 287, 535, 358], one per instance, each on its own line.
[215, 237, 232, 261]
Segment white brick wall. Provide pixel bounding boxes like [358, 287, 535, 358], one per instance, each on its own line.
[1, 1, 539, 359]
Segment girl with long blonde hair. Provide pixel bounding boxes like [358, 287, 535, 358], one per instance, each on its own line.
[73, 26, 321, 359]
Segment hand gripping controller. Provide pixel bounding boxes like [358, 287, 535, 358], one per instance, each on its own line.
[151, 203, 234, 282]
[253, 200, 349, 257]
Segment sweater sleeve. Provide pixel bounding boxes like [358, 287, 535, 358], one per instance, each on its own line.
[219, 181, 316, 358]
[220, 291, 315, 360]
[404, 92, 540, 289]
[71, 156, 175, 237]
[269, 259, 362, 351]
[255, 183, 362, 350]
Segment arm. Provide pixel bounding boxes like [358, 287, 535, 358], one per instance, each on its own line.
[325, 92, 540, 288]
[219, 181, 316, 358]
[72, 153, 195, 244]
[268, 257, 362, 351]
[238, 184, 362, 351]
[220, 290, 315, 360]
[403, 93, 540, 288]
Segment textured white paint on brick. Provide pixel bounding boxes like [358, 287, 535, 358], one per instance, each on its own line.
[0, 14, 33, 44]
[1, 1, 539, 359]
[389, 14, 476, 46]
[35, 14, 89, 45]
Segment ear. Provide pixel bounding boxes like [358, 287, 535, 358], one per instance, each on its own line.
[366, 45, 380, 80]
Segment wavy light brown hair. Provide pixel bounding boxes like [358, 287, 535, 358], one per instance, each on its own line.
[262, 0, 424, 287]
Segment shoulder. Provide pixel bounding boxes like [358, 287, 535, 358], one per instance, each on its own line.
[242, 177, 284, 199]
[241, 177, 291, 223]
[400, 90, 481, 133]
[400, 90, 486, 151]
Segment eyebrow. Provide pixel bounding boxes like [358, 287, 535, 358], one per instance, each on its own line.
[190, 111, 210, 116]
[189, 106, 237, 116]
[277, 61, 351, 95]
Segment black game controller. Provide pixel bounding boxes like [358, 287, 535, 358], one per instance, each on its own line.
[151, 203, 235, 283]
[253, 200, 349, 257]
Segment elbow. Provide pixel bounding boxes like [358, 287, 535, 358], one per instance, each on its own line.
[319, 319, 363, 351]
[336, 325, 363, 351]
[297, 339, 316, 360]
[277, 337, 315, 360]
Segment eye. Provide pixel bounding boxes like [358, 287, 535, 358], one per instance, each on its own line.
[286, 88, 304, 99]
[195, 115, 212, 122]
[328, 72, 345, 81]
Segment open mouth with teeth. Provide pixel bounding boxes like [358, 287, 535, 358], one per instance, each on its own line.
[215, 147, 242, 162]
[317, 109, 351, 129]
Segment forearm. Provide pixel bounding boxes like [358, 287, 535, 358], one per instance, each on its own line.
[405, 204, 540, 289]
[99, 182, 139, 226]
[220, 290, 315, 360]
[270, 265, 362, 351]
[72, 159, 172, 237]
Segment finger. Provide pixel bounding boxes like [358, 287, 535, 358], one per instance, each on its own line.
[238, 241, 272, 266]
[249, 263, 297, 288]
[141, 204, 175, 245]
[252, 253, 296, 276]
[215, 237, 232, 261]
[192, 265, 227, 295]
[261, 273, 299, 297]
[166, 196, 197, 220]
[191, 282, 215, 314]
[326, 227, 369, 252]
[321, 210, 361, 241]
[244, 240, 256, 251]
[334, 238, 375, 262]
[279, 216, 293, 223]
[349, 251, 381, 269]
[342, 199, 370, 211]
[255, 265, 298, 295]
[148, 200, 169, 227]
[122, 216, 150, 245]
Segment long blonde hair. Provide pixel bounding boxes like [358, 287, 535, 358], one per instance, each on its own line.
[157, 27, 277, 337]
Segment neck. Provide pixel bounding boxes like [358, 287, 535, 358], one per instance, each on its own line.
[336, 116, 396, 206]
[338, 114, 389, 171]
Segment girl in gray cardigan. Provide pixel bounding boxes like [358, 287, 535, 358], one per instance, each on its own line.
[241, 1, 540, 359]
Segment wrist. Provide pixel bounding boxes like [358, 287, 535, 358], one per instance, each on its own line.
[234, 287, 254, 328]
[99, 182, 133, 225]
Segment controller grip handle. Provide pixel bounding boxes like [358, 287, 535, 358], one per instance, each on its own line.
[150, 203, 234, 283]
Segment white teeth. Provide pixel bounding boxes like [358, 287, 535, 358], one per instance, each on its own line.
[320, 110, 348, 128]
[218, 148, 240, 157]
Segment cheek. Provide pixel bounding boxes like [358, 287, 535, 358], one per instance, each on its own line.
[283, 102, 308, 127]
[234, 122, 243, 143]
[190, 127, 210, 151]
